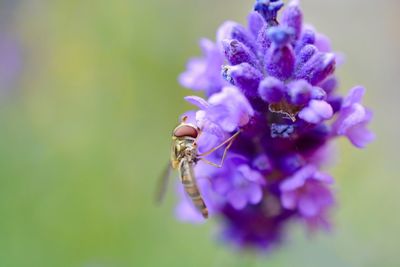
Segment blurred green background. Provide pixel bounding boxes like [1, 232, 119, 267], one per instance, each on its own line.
[0, 0, 398, 266]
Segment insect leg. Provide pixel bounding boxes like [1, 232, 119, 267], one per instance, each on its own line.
[199, 130, 240, 168]
[200, 158, 221, 168]
[198, 130, 241, 157]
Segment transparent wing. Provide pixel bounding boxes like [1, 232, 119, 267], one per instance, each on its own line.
[155, 163, 173, 204]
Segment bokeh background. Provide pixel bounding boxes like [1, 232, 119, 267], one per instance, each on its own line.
[0, 0, 398, 266]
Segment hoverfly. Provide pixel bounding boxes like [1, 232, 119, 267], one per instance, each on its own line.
[157, 116, 240, 219]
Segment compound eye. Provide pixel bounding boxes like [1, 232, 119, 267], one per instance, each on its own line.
[174, 125, 198, 138]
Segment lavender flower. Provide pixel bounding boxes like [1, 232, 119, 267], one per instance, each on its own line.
[332, 86, 375, 148]
[179, 39, 227, 96]
[280, 165, 334, 229]
[175, 0, 374, 249]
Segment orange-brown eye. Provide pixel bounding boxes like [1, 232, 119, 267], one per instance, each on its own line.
[174, 125, 198, 138]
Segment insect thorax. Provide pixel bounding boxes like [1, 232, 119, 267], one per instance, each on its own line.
[171, 137, 197, 168]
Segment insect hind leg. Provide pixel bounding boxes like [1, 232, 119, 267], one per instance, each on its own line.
[199, 130, 240, 168]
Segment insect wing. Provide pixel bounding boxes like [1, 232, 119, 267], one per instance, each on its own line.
[155, 163, 173, 204]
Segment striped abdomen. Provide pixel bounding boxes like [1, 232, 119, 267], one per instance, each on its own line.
[179, 159, 208, 219]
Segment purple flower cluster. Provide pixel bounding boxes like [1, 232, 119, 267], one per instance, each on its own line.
[176, 0, 374, 249]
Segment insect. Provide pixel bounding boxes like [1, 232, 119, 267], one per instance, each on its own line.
[157, 116, 240, 219]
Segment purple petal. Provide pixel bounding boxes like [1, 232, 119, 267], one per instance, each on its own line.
[217, 21, 256, 53]
[295, 44, 318, 72]
[256, 24, 272, 55]
[253, 154, 272, 172]
[197, 127, 225, 154]
[346, 118, 375, 148]
[194, 160, 221, 181]
[195, 109, 228, 152]
[228, 190, 247, 210]
[299, 107, 321, 124]
[295, 28, 316, 53]
[213, 176, 231, 195]
[264, 27, 295, 80]
[334, 103, 366, 134]
[313, 172, 334, 184]
[299, 100, 333, 124]
[222, 39, 257, 66]
[307, 143, 336, 168]
[207, 86, 255, 132]
[197, 117, 225, 139]
[328, 95, 343, 113]
[248, 11, 265, 37]
[332, 86, 374, 148]
[205, 105, 236, 133]
[175, 198, 205, 223]
[258, 76, 285, 103]
[247, 184, 263, 204]
[226, 63, 263, 97]
[179, 39, 225, 93]
[281, 191, 297, 210]
[265, 44, 295, 81]
[310, 86, 327, 101]
[217, 21, 239, 50]
[184, 96, 210, 110]
[280, 165, 335, 219]
[179, 58, 207, 90]
[176, 178, 218, 222]
[280, 165, 317, 191]
[335, 52, 346, 67]
[281, 191, 297, 209]
[298, 196, 319, 217]
[342, 86, 365, 108]
[305, 100, 333, 122]
[295, 52, 336, 85]
[319, 76, 338, 95]
[315, 33, 332, 52]
[277, 153, 303, 175]
[281, 0, 303, 40]
[267, 26, 294, 47]
[237, 165, 265, 184]
[286, 79, 312, 105]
